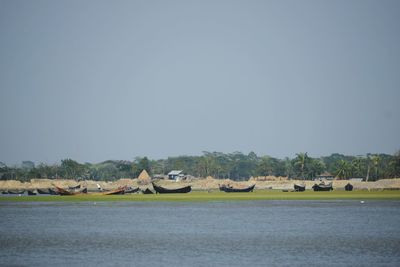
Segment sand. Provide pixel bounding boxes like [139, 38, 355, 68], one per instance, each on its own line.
[1, 176, 400, 191]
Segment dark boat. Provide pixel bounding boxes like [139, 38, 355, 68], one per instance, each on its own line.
[219, 184, 255, 193]
[7, 190, 25, 194]
[1, 191, 9, 194]
[152, 182, 191, 194]
[124, 187, 140, 194]
[344, 183, 353, 191]
[142, 188, 154, 194]
[68, 184, 81, 190]
[37, 188, 50, 194]
[312, 183, 333, 191]
[294, 184, 306, 192]
[48, 188, 59, 195]
[27, 190, 37, 195]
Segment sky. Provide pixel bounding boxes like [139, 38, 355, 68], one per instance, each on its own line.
[0, 0, 399, 165]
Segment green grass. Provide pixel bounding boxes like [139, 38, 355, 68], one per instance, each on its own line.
[1, 190, 400, 202]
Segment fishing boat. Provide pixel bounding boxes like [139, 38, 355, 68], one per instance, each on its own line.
[37, 188, 50, 194]
[27, 190, 37, 195]
[55, 186, 87, 196]
[294, 184, 306, 192]
[312, 183, 333, 191]
[48, 188, 59, 195]
[102, 186, 127, 195]
[68, 184, 81, 190]
[7, 190, 25, 194]
[344, 183, 353, 191]
[124, 187, 140, 194]
[142, 188, 154, 194]
[152, 182, 191, 194]
[219, 184, 255, 193]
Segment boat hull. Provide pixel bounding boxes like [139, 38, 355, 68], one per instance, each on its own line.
[344, 183, 353, 191]
[152, 183, 191, 194]
[294, 184, 306, 192]
[219, 184, 255, 193]
[312, 184, 333, 191]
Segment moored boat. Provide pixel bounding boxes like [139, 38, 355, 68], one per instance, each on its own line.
[7, 190, 25, 194]
[27, 190, 37, 195]
[48, 188, 59, 195]
[68, 184, 81, 190]
[37, 188, 50, 194]
[312, 183, 333, 191]
[294, 184, 306, 192]
[102, 186, 126, 195]
[152, 182, 191, 194]
[124, 187, 140, 194]
[142, 188, 154, 194]
[344, 183, 353, 191]
[219, 184, 255, 193]
[55, 186, 87, 195]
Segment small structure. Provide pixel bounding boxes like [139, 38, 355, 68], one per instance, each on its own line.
[316, 172, 335, 181]
[168, 170, 184, 180]
[138, 170, 151, 184]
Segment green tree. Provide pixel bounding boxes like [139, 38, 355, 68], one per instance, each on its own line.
[371, 155, 381, 180]
[388, 150, 400, 177]
[256, 156, 274, 176]
[294, 152, 308, 179]
[137, 157, 151, 175]
[335, 159, 351, 179]
[61, 159, 87, 179]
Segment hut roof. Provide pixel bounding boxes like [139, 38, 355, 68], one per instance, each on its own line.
[168, 170, 183, 175]
[138, 170, 151, 180]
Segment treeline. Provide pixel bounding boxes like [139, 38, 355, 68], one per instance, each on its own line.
[1, 151, 400, 182]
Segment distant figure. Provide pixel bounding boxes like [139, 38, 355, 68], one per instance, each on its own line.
[97, 184, 103, 192]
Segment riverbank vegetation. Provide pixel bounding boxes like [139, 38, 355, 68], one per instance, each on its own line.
[1, 151, 399, 181]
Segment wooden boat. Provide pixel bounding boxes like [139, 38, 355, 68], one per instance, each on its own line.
[68, 184, 81, 190]
[312, 183, 333, 191]
[219, 184, 255, 193]
[27, 190, 37, 195]
[294, 184, 306, 192]
[55, 186, 87, 196]
[124, 187, 139, 194]
[152, 182, 191, 194]
[344, 183, 353, 191]
[102, 186, 126, 195]
[37, 188, 50, 194]
[142, 188, 154, 194]
[48, 188, 59, 195]
[7, 190, 25, 194]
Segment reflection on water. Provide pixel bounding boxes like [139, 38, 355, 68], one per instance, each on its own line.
[1, 201, 399, 266]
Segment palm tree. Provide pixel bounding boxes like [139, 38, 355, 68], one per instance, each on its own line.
[351, 157, 363, 178]
[371, 155, 381, 180]
[294, 152, 308, 179]
[335, 159, 351, 179]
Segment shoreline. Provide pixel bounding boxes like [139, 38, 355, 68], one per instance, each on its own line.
[1, 177, 400, 191]
[1, 190, 400, 202]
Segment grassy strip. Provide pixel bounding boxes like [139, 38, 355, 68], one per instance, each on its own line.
[1, 190, 400, 202]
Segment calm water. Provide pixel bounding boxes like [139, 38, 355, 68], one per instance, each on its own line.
[0, 200, 399, 267]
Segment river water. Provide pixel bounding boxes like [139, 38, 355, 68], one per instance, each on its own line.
[0, 200, 399, 266]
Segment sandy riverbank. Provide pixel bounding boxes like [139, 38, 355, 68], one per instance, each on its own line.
[1, 176, 400, 191]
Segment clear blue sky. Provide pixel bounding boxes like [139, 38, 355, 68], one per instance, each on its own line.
[1, 0, 399, 165]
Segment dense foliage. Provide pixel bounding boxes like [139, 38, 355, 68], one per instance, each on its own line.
[1, 151, 399, 182]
